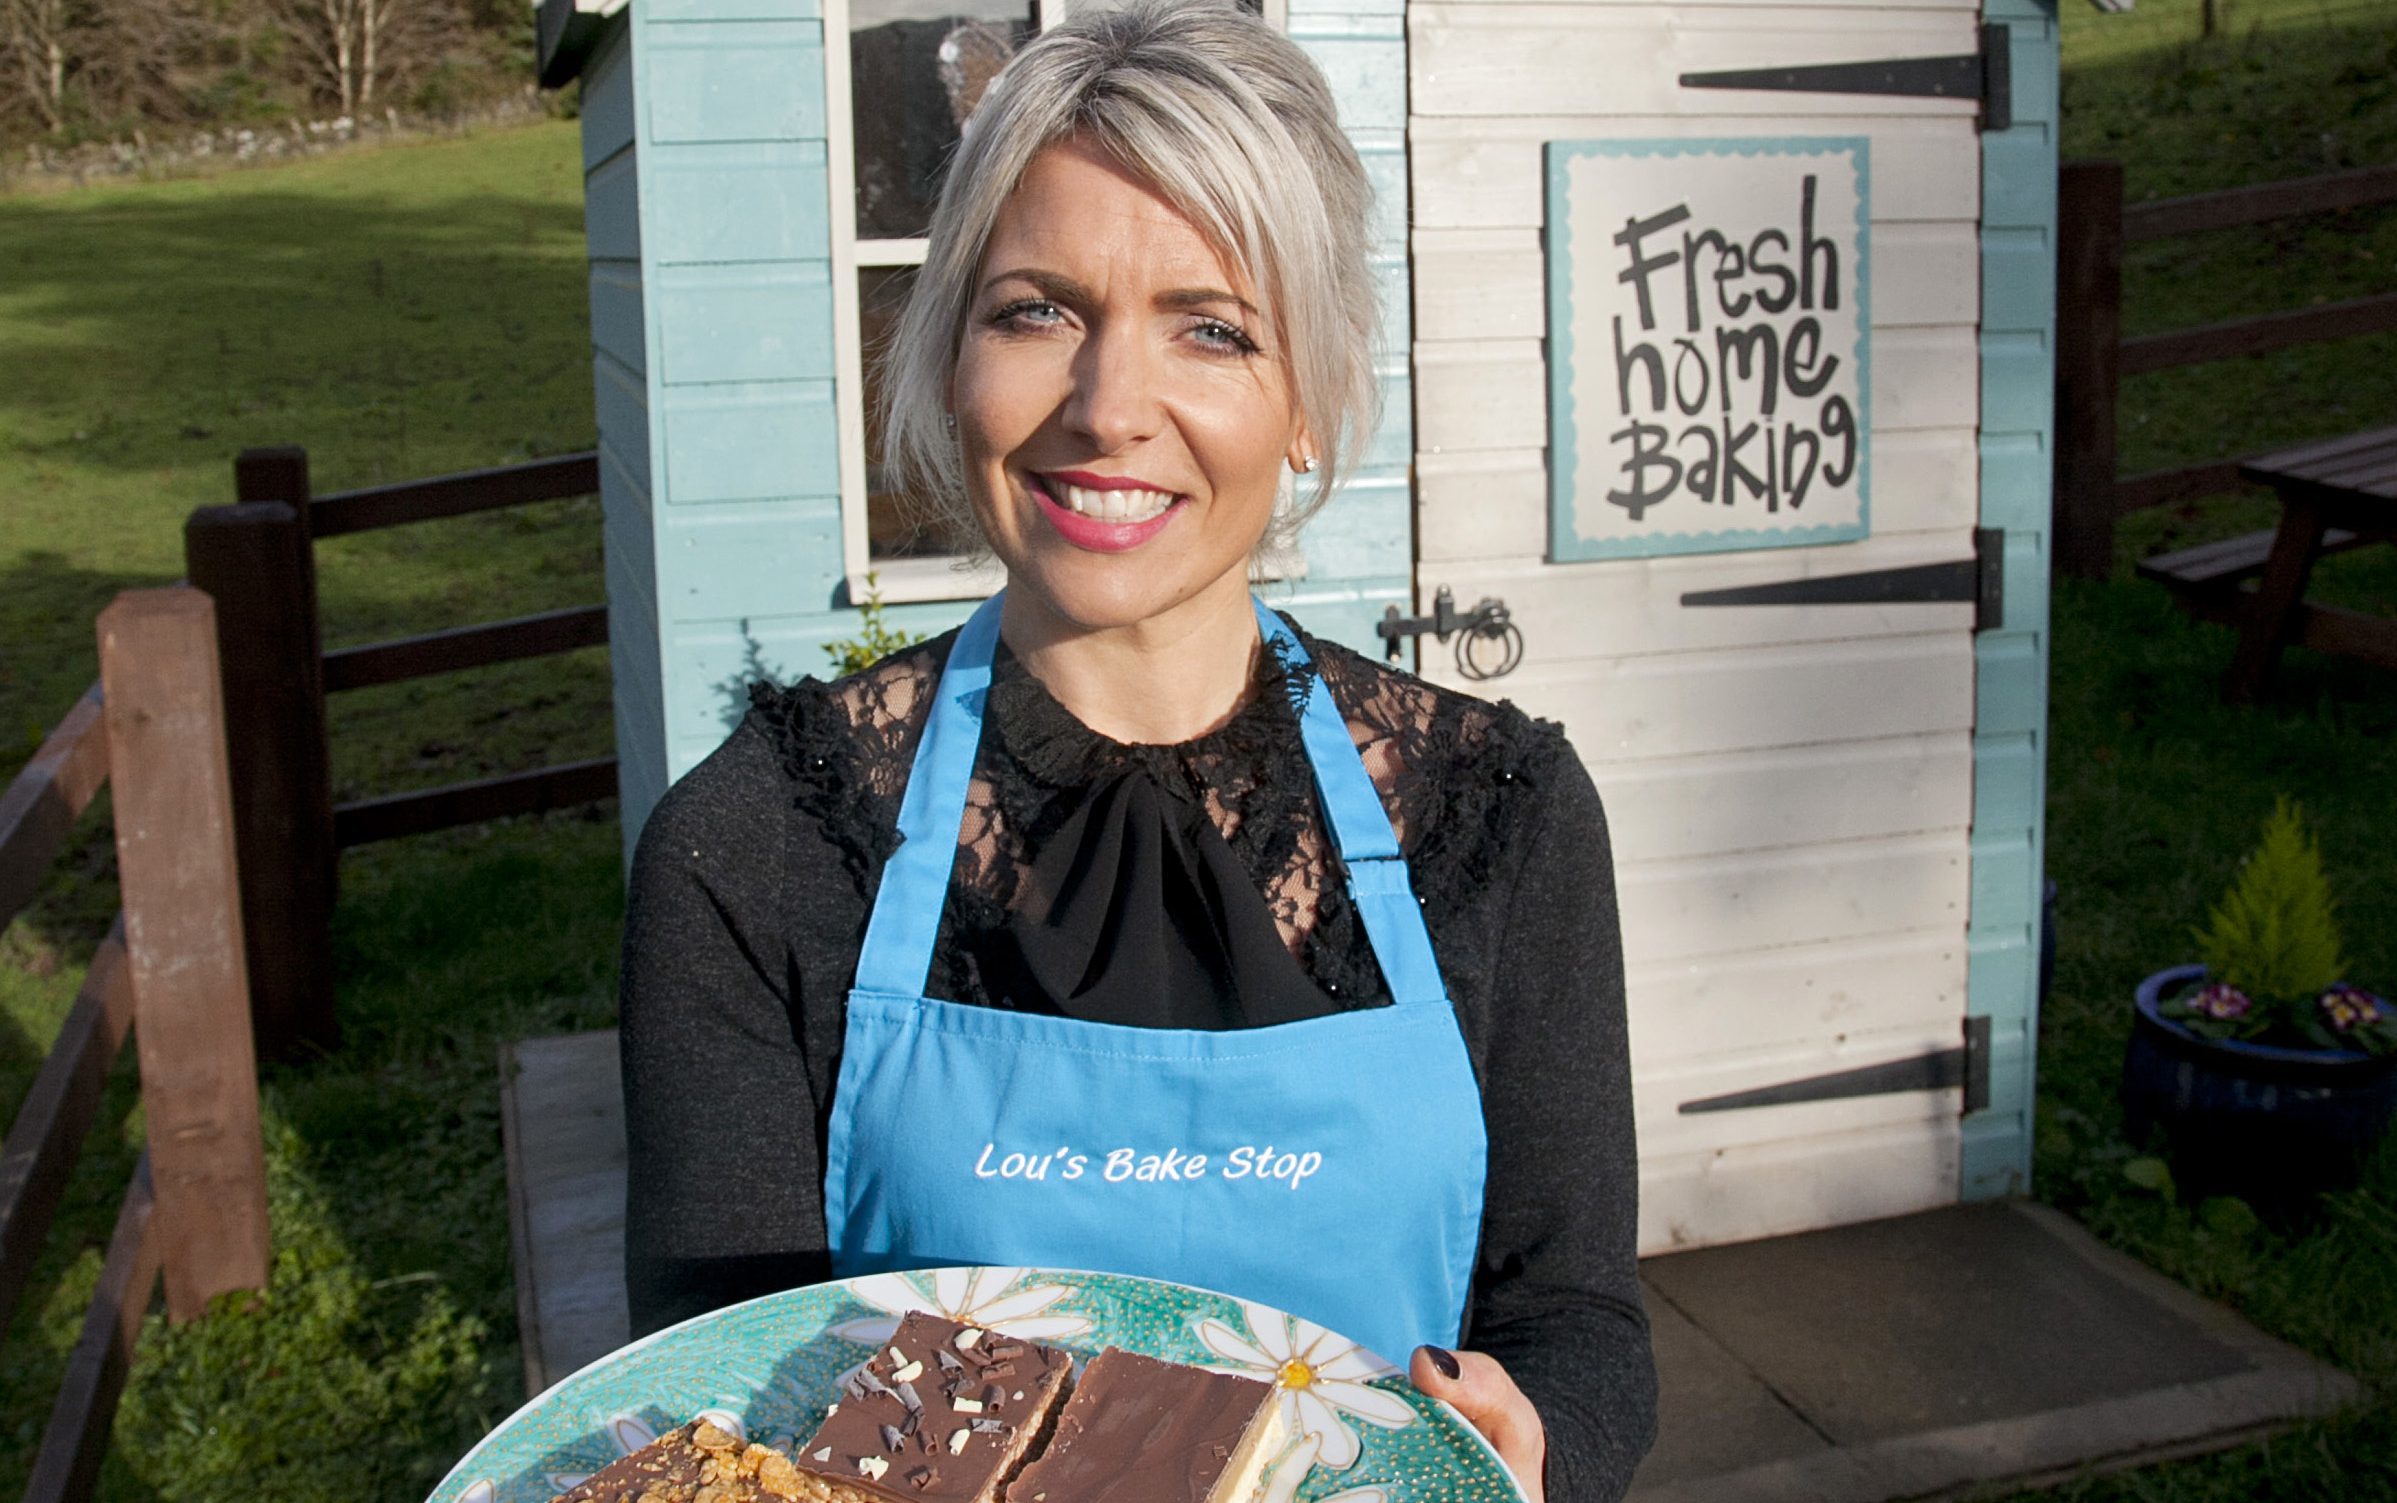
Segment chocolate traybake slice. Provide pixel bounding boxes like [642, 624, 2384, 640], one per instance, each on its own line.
[793, 1311, 1074, 1502]
[548, 1419, 810, 1502]
[1001, 1348, 1289, 1503]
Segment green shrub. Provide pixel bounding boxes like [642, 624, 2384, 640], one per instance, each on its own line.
[823, 573, 926, 678]
[2192, 797, 2347, 1006]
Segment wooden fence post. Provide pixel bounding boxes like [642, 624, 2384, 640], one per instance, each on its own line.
[184, 444, 339, 1059]
[96, 588, 271, 1323]
[2054, 160, 2125, 582]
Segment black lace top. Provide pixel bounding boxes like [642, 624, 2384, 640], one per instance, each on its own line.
[617, 620, 1657, 1500]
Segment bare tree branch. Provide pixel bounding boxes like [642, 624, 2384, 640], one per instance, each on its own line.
[1, 0, 71, 133]
[266, 0, 461, 114]
[1, 0, 493, 145]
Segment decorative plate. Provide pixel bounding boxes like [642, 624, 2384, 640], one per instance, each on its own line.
[428, 1266, 1528, 1503]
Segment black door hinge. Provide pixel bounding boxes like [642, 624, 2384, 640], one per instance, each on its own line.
[1678, 1016, 1993, 1117]
[1681, 22, 2013, 133]
[1679, 527, 2005, 632]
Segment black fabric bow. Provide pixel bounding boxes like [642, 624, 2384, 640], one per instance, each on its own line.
[977, 766, 1335, 1030]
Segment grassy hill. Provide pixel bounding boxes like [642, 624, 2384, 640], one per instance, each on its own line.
[0, 120, 625, 1501]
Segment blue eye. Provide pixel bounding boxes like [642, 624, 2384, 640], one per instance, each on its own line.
[990, 298, 1064, 330]
[1190, 318, 1261, 355]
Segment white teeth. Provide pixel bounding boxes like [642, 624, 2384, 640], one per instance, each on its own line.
[1057, 481, 1172, 524]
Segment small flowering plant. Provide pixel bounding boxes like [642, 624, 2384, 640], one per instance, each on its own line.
[2163, 799, 2394, 1057]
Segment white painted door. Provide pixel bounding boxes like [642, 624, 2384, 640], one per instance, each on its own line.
[1406, 1, 1989, 1254]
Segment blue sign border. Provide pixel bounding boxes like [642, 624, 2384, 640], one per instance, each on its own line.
[1545, 136, 1874, 563]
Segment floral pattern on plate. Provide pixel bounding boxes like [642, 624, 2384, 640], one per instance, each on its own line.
[427, 1268, 1523, 1503]
[827, 1265, 1094, 1348]
[1196, 1299, 1416, 1471]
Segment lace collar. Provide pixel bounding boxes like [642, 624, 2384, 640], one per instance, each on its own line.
[982, 627, 1313, 799]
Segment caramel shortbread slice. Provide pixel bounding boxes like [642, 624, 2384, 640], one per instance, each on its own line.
[793, 1311, 1074, 1502]
[1001, 1348, 1289, 1503]
[548, 1419, 811, 1502]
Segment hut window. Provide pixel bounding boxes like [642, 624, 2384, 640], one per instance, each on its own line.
[857, 263, 932, 556]
[849, 4, 1038, 241]
[828, 0, 1288, 599]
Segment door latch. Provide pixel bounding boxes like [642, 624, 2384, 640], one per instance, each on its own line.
[1378, 587, 1524, 680]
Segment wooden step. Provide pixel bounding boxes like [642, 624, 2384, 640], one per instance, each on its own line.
[499, 1030, 628, 1395]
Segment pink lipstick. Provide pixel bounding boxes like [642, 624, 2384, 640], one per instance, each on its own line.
[1030, 472, 1184, 553]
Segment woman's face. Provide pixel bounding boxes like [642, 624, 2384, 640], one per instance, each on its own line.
[951, 137, 1304, 634]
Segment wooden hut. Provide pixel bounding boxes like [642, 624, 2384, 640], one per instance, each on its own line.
[538, 0, 2058, 1253]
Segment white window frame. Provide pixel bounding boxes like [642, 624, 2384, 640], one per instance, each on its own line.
[824, 0, 1289, 605]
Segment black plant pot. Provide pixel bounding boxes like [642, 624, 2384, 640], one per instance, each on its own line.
[2122, 965, 2397, 1200]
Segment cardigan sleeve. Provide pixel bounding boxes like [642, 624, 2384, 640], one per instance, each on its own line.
[618, 719, 835, 1336]
[1464, 750, 1658, 1502]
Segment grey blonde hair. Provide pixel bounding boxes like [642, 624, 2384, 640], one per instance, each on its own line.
[880, 0, 1381, 544]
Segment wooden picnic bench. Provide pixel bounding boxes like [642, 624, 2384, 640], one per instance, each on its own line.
[2136, 425, 2397, 701]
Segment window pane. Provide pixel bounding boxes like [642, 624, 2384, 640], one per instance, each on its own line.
[852, 3, 1038, 240]
[860, 265, 965, 559]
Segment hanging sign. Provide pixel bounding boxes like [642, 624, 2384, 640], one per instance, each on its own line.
[1545, 138, 1871, 561]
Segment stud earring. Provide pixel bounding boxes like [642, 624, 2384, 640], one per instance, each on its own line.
[1297, 454, 1317, 474]
[944, 412, 957, 437]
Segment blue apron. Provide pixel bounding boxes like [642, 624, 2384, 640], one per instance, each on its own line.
[821, 593, 1488, 1363]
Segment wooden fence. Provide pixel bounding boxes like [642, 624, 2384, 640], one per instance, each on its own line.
[185, 446, 616, 1058]
[0, 589, 271, 1503]
[2052, 160, 2397, 579]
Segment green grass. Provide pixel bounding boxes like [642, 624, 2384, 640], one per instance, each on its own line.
[2018, 582, 2397, 1501]
[2062, 0, 2397, 493]
[0, 118, 609, 798]
[102, 818, 627, 1499]
[2006, 0, 2397, 1496]
[3, 4, 2397, 1498]
[0, 120, 626, 1501]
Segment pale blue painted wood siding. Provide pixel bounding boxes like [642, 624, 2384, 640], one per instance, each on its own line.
[1963, 0, 2060, 1199]
[579, 16, 671, 870]
[596, 0, 1420, 850]
[625, 0, 849, 817]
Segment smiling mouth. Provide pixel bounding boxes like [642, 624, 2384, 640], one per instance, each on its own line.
[1035, 474, 1179, 524]
[1027, 473, 1185, 553]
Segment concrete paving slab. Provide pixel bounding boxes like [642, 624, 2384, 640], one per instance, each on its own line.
[1638, 1281, 1831, 1484]
[1630, 1200, 2359, 1503]
[1642, 1200, 2256, 1443]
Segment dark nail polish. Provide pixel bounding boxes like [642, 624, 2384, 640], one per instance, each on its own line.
[1423, 1345, 1460, 1380]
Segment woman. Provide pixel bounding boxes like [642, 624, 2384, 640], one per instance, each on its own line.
[618, 3, 1655, 1497]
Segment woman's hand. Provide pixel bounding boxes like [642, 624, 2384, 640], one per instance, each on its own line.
[1411, 1345, 1546, 1502]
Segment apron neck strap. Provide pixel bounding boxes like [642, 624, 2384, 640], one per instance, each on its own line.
[851, 593, 1003, 998]
[851, 592, 1448, 1007]
[1252, 599, 1447, 1008]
